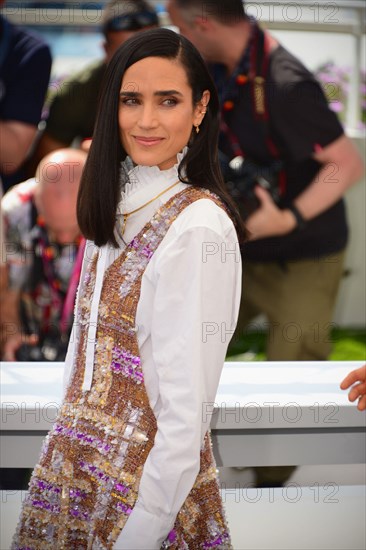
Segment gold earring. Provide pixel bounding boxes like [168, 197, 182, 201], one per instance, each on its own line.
[195, 124, 200, 134]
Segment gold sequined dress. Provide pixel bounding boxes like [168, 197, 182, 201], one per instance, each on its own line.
[12, 180, 238, 549]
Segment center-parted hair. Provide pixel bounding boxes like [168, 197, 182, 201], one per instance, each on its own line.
[77, 28, 245, 246]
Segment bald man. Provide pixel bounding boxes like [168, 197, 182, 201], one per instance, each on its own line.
[0, 148, 87, 361]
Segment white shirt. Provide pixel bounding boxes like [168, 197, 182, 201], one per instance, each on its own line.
[64, 151, 242, 549]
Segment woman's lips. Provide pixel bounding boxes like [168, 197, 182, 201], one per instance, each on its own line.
[134, 136, 164, 147]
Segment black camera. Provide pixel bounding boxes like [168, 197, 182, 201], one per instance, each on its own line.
[15, 331, 69, 362]
[219, 151, 283, 220]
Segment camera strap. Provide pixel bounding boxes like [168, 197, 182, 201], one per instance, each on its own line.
[27, 200, 83, 337]
[60, 237, 85, 334]
[220, 22, 287, 196]
[39, 230, 84, 337]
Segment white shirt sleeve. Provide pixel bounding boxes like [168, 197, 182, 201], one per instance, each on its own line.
[115, 208, 241, 548]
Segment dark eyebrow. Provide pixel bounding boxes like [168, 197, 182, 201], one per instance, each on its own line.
[120, 90, 183, 98]
[120, 91, 141, 97]
[154, 90, 183, 97]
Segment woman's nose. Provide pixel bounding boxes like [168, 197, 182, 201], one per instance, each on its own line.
[138, 104, 158, 129]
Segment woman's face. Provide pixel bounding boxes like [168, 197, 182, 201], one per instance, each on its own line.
[118, 56, 209, 170]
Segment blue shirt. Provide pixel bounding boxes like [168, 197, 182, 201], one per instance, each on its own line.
[0, 16, 52, 190]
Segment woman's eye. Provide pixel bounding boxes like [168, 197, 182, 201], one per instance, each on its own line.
[162, 98, 178, 106]
[121, 98, 139, 106]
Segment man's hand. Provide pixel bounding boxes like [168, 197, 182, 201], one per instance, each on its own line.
[340, 365, 366, 411]
[245, 186, 296, 240]
[0, 121, 37, 174]
[245, 135, 364, 242]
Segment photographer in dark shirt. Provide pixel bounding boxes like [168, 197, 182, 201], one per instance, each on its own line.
[168, 0, 364, 487]
[168, 0, 363, 359]
[1, 149, 87, 361]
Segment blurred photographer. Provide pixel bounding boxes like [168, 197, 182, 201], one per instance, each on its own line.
[168, 0, 364, 488]
[26, 0, 159, 171]
[168, 0, 364, 359]
[0, 148, 87, 362]
[0, 0, 52, 191]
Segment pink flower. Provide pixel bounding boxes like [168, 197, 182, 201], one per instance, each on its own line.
[330, 101, 344, 113]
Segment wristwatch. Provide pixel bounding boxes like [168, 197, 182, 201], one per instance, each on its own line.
[287, 204, 307, 231]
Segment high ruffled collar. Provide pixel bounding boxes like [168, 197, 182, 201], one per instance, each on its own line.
[117, 148, 188, 215]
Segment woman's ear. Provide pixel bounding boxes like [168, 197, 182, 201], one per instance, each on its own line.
[194, 90, 211, 126]
[201, 90, 210, 110]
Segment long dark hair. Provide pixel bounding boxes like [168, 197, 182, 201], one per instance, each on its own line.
[77, 27, 246, 246]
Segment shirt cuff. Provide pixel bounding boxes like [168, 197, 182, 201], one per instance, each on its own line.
[114, 504, 174, 549]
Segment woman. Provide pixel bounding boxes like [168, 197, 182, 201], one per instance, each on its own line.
[12, 28, 244, 549]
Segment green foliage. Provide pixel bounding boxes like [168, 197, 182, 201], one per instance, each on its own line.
[226, 328, 366, 361]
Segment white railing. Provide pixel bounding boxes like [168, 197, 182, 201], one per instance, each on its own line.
[1, 360, 365, 468]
